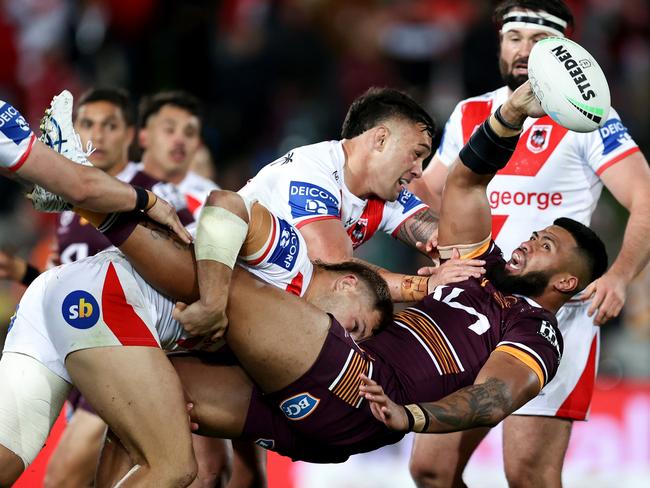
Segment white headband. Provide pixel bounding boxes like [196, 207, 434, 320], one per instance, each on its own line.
[501, 9, 567, 37]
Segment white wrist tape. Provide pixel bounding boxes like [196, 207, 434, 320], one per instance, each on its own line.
[195, 206, 248, 269]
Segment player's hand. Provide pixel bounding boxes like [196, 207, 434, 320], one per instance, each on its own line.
[0, 250, 27, 283]
[580, 270, 627, 326]
[145, 197, 193, 245]
[359, 374, 409, 432]
[415, 228, 440, 260]
[417, 248, 486, 291]
[173, 299, 229, 341]
[504, 80, 546, 120]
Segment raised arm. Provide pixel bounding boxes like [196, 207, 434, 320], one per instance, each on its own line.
[437, 82, 544, 250]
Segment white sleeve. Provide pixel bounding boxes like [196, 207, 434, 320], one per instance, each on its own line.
[434, 101, 465, 168]
[0, 101, 35, 171]
[578, 107, 640, 176]
[380, 188, 429, 236]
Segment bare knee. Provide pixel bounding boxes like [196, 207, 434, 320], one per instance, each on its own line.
[0, 445, 25, 488]
[410, 457, 465, 488]
[505, 458, 562, 488]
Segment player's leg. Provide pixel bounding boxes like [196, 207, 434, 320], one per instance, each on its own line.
[502, 304, 597, 488]
[44, 408, 106, 488]
[503, 416, 571, 488]
[409, 428, 490, 488]
[66, 346, 197, 487]
[227, 442, 266, 488]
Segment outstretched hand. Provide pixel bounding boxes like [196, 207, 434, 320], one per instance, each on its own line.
[146, 197, 193, 245]
[579, 270, 628, 325]
[416, 248, 486, 292]
[359, 374, 409, 432]
[415, 228, 440, 260]
[173, 299, 228, 342]
[505, 80, 546, 120]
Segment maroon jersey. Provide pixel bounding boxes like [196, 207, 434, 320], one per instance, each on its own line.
[55, 163, 194, 264]
[365, 242, 562, 405]
[241, 242, 563, 464]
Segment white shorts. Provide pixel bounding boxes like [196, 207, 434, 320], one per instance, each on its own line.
[514, 300, 599, 420]
[3, 250, 162, 383]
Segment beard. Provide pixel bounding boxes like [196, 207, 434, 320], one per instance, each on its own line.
[499, 57, 529, 91]
[486, 261, 550, 297]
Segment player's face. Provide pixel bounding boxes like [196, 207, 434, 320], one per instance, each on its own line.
[140, 105, 201, 180]
[74, 101, 133, 174]
[498, 225, 578, 295]
[371, 120, 431, 201]
[499, 25, 555, 91]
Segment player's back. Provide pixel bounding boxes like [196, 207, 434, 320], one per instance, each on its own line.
[364, 243, 563, 404]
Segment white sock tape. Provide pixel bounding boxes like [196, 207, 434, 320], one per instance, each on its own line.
[195, 206, 248, 269]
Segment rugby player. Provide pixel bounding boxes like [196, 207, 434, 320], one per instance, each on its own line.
[94, 82, 604, 480]
[410, 1, 650, 486]
[0, 97, 190, 244]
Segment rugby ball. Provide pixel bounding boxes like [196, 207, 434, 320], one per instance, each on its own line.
[528, 37, 610, 132]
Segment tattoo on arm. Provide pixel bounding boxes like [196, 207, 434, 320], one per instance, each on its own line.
[421, 377, 512, 432]
[142, 219, 188, 250]
[396, 209, 438, 251]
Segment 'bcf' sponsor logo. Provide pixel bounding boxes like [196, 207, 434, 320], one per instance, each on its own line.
[397, 188, 423, 214]
[62, 290, 100, 329]
[599, 119, 632, 156]
[289, 181, 339, 219]
[538, 320, 561, 361]
[269, 219, 301, 271]
[280, 393, 320, 420]
[0, 103, 32, 145]
[526, 125, 552, 154]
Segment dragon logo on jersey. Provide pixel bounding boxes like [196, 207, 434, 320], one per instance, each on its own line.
[397, 188, 423, 214]
[62, 290, 100, 329]
[538, 320, 562, 361]
[526, 125, 552, 154]
[349, 218, 369, 246]
[280, 393, 320, 420]
[0, 103, 32, 145]
[289, 181, 339, 219]
[599, 119, 632, 156]
[255, 439, 275, 450]
[268, 219, 300, 271]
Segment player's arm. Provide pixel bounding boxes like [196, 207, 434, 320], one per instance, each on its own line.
[298, 219, 354, 262]
[393, 208, 439, 254]
[583, 150, 650, 324]
[438, 82, 544, 249]
[360, 350, 540, 433]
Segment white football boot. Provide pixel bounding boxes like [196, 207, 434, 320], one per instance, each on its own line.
[30, 90, 94, 212]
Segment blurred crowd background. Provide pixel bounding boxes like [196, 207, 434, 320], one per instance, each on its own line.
[0, 0, 648, 380]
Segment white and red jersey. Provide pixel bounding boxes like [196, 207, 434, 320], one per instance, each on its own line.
[0, 101, 36, 171]
[436, 86, 639, 258]
[239, 140, 428, 249]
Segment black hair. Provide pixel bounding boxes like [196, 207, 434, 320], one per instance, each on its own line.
[493, 0, 574, 32]
[553, 217, 608, 286]
[314, 260, 393, 334]
[340, 87, 436, 141]
[76, 87, 135, 126]
[138, 90, 202, 128]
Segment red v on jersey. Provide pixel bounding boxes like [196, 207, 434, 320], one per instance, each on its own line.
[461, 100, 493, 144]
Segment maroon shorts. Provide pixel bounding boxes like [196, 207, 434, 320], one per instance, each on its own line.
[66, 388, 97, 415]
[241, 318, 404, 463]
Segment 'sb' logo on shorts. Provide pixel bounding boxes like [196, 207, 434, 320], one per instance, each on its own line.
[280, 393, 320, 420]
[62, 290, 99, 329]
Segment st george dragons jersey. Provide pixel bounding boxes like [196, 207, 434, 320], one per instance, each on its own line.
[55, 163, 193, 264]
[364, 242, 563, 404]
[0, 101, 35, 171]
[239, 140, 428, 248]
[436, 86, 639, 258]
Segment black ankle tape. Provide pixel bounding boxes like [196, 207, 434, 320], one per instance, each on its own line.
[459, 119, 520, 174]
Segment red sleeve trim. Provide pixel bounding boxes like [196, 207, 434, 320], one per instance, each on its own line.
[9, 134, 36, 172]
[595, 147, 641, 176]
[390, 206, 429, 237]
[295, 215, 339, 229]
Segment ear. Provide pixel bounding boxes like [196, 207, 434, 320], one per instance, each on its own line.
[553, 274, 579, 294]
[372, 126, 389, 152]
[138, 128, 148, 149]
[334, 274, 360, 292]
